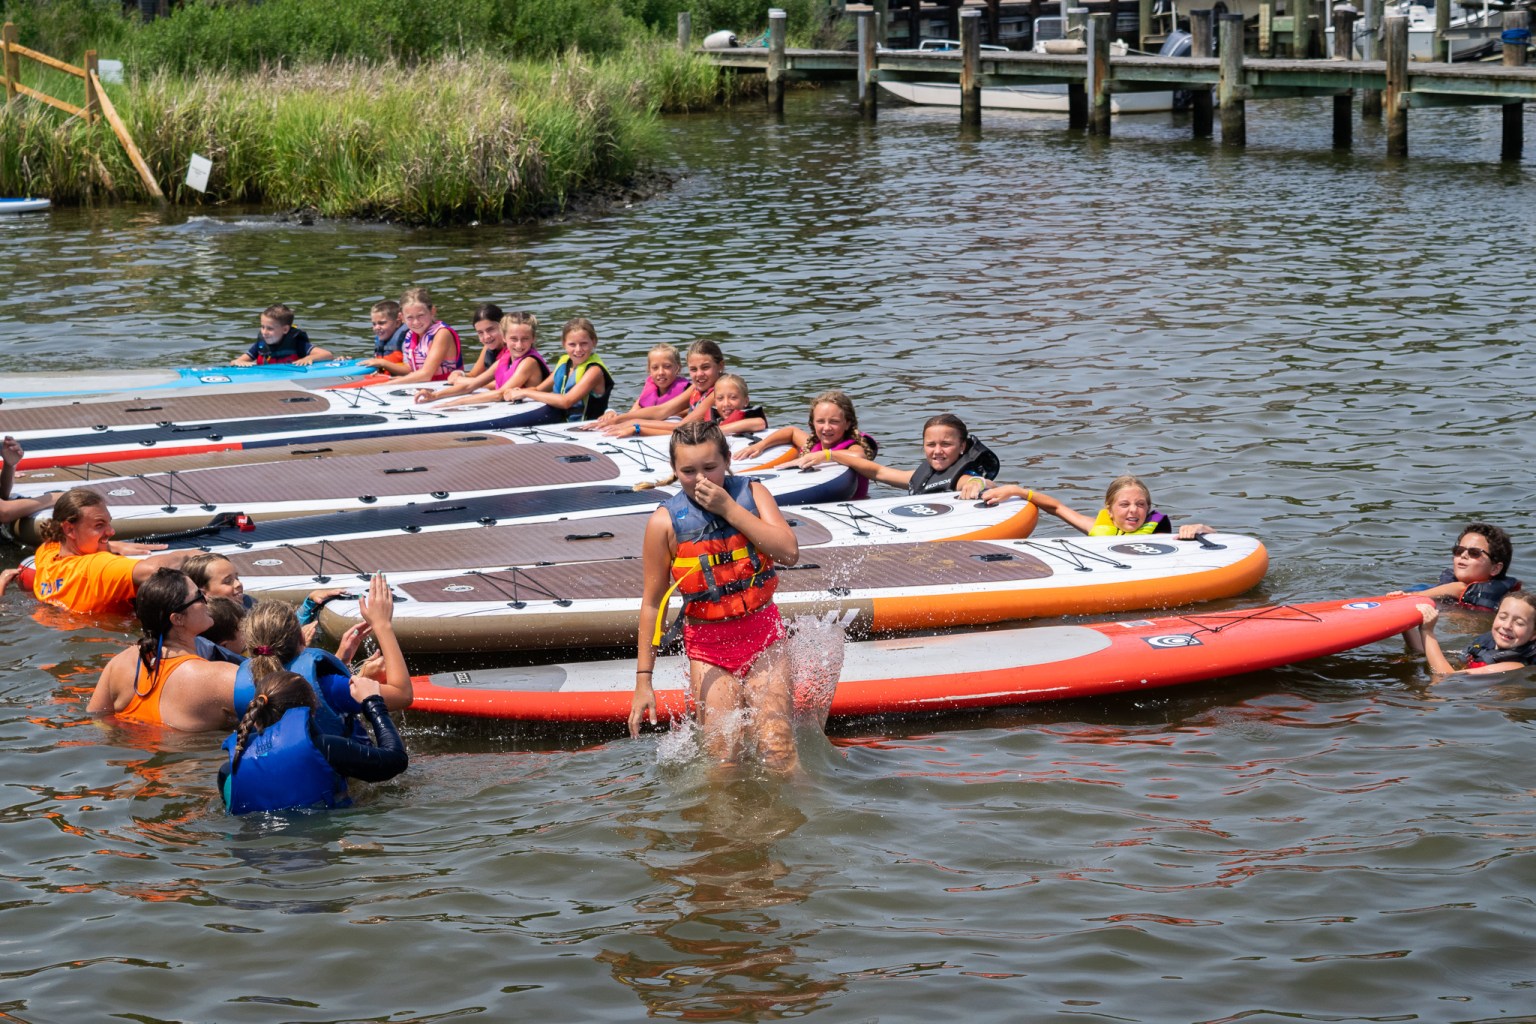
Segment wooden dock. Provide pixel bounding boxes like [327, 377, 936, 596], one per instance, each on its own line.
[699, 9, 1533, 159]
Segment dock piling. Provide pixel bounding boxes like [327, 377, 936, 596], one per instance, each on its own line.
[678, 11, 691, 49]
[1218, 13, 1246, 146]
[1190, 9, 1214, 138]
[1067, 6, 1088, 128]
[1089, 12, 1111, 135]
[857, 10, 877, 120]
[1502, 11, 1529, 161]
[1138, 0, 1152, 51]
[960, 10, 982, 125]
[1332, 7, 1358, 149]
[1434, 0, 1450, 63]
[873, 0, 888, 47]
[1384, 15, 1408, 156]
[766, 8, 786, 114]
[1362, 0, 1382, 117]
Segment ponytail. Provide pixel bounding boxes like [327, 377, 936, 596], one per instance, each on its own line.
[229, 672, 315, 768]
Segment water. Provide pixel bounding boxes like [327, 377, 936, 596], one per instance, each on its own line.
[2, 92, 1534, 1021]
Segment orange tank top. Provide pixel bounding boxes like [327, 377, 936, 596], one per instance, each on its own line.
[120, 652, 204, 725]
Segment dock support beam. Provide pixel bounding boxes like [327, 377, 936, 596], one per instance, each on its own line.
[1384, 16, 1408, 156]
[857, 10, 877, 120]
[1434, 0, 1450, 63]
[1332, 7, 1357, 148]
[1089, 13, 1111, 134]
[1067, 6, 1087, 128]
[1190, 9, 1213, 138]
[873, 0, 888, 46]
[1218, 13, 1245, 146]
[1503, 11, 1529, 161]
[677, 11, 691, 49]
[1362, 0, 1382, 117]
[960, 9, 981, 125]
[766, 8, 786, 114]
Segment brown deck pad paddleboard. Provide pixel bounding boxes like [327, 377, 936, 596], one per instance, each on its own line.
[0, 388, 326, 433]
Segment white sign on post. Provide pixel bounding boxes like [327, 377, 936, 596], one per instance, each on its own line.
[185, 153, 212, 193]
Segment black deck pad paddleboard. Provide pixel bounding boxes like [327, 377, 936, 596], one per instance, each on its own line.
[16, 413, 390, 453]
[154, 484, 662, 549]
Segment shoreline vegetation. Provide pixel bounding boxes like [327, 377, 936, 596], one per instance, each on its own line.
[0, 0, 842, 224]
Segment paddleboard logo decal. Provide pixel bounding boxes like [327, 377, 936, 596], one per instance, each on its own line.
[443, 584, 475, 593]
[1144, 633, 1202, 649]
[889, 503, 951, 518]
[1343, 601, 1380, 610]
[198, 374, 233, 384]
[107, 488, 135, 497]
[252, 558, 284, 567]
[1111, 542, 1175, 557]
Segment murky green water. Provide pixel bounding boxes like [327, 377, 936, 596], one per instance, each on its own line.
[1, 92, 1533, 1021]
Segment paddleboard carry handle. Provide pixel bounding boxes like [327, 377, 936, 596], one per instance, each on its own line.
[383, 466, 428, 474]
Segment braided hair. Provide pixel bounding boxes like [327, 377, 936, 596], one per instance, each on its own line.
[229, 671, 316, 766]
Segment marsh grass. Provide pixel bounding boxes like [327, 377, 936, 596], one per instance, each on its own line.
[0, 43, 751, 222]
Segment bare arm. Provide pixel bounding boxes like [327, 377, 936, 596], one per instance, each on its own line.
[630, 508, 675, 736]
[357, 573, 411, 709]
[389, 330, 457, 386]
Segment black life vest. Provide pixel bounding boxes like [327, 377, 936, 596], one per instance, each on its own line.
[908, 437, 999, 495]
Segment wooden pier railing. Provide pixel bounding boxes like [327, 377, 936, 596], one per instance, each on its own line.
[701, 9, 1534, 161]
[1, 21, 164, 201]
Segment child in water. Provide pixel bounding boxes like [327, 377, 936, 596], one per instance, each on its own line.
[218, 669, 408, 814]
[232, 304, 333, 367]
[362, 299, 409, 365]
[496, 316, 613, 423]
[597, 339, 725, 436]
[734, 391, 879, 498]
[582, 343, 688, 431]
[365, 287, 463, 384]
[426, 312, 547, 408]
[707, 374, 768, 434]
[412, 303, 504, 404]
[631, 422, 802, 771]
[1392, 523, 1519, 611]
[984, 475, 1214, 540]
[1414, 592, 1536, 675]
[822, 413, 997, 499]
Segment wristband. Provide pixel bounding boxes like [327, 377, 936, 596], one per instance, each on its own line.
[824, 449, 832, 462]
[635, 669, 652, 676]
[633, 422, 641, 436]
[1025, 489, 1033, 504]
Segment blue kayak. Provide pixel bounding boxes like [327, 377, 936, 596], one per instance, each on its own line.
[0, 359, 378, 400]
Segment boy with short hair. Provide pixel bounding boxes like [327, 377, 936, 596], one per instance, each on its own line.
[231, 304, 333, 366]
[364, 299, 409, 365]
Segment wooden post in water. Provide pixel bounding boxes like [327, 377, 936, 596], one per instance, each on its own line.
[906, 0, 921, 47]
[1332, 7, 1356, 148]
[1362, 0, 1382, 117]
[873, 0, 888, 46]
[1088, 12, 1112, 134]
[1138, 0, 1152, 50]
[1190, 9, 1214, 138]
[2, 22, 19, 102]
[766, 8, 786, 113]
[857, 10, 878, 120]
[83, 50, 99, 123]
[960, 9, 982, 125]
[1297, 0, 1319, 58]
[1218, 13, 1246, 146]
[1384, 15, 1408, 156]
[986, 0, 1001, 45]
[1067, 6, 1088, 128]
[1259, 0, 1273, 57]
[1434, 0, 1450, 63]
[1502, 10, 1529, 161]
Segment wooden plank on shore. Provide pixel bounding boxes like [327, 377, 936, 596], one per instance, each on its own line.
[8, 41, 84, 78]
[90, 70, 165, 202]
[13, 81, 83, 117]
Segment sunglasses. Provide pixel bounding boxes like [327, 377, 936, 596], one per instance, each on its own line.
[1452, 545, 1490, 560]
[173, 590, 208, 614]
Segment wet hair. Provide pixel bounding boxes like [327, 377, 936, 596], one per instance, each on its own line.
[647, 342, 680, 368]
[399, 286, 434, 310]
[670, 421, 730, 466]
[37, 487, 107, 545]
[716, 373, 749, 402]
[561, 316, 598, 345]
[501, 311, 537, 339]
[808, 390, 876, 459]
[229, 670, 317, 767]
[262, 303, 295, 328]
[242, 599, 305, 682]
[921, 413, 969, 445]
[371, 299, 401, 320]
[202, 596, 247, 649]
[1460, 522, 1513, 577]
[1104, 475, 1152, 508]
[1498, 591, 1536, 621]
[181, 552, 234, 592]
[133, 568, 200, 677]
[686, 339, 725, 366]
[472, 302, 504, 327]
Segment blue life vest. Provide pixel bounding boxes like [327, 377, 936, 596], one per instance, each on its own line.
[548, 353, 614, 422]
[221, 707, 345, 814]
[233, 648, 361, 738]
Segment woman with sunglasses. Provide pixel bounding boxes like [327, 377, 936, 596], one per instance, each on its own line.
[1394, 523, 1519, 611]
[22, 488, 191, 616]
[88, 569, 239, 731]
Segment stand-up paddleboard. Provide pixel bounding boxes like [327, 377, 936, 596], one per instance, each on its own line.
[0, 198, 50, 215]
[406, 596, 1426, 722]
[0, 359, 378, 400]
[14, 439, 816, 541]
[216, 495, 1041, 599]
[320, 532, 1268, 654]
[0, 382, 566, 469]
